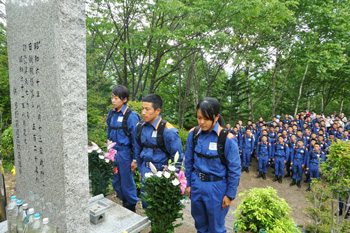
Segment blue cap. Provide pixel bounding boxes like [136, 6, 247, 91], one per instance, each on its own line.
[16, 200, 23, 205]
[11, 196, 17, 200]
[276, 115, 281, 118]
[34, 213, 41, 218]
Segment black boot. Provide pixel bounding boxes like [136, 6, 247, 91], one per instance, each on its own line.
[297, 181, 301, 188]
[284, 172, 290, 178]
[262, 173, 266, 180]
[278, 176, 282, 183]
[246, 167, 249, 173]
[242, 167, 246, 172]
[273, 175, 278, 182]
[304, 176, 309, 183]
[306, 184, 311, 191]
[126, 204, 136, 213]
[257, 172, 262, 178]
[290, 179, 296, 186]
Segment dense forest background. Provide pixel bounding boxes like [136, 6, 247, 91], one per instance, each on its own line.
[1, 0, 350, 147]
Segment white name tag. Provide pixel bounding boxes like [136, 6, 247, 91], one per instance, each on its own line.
[209, 142, 217, 150]
[152, 131, 157, 138]
[117, 116, 123, 122]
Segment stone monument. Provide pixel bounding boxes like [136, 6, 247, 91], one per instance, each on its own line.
[6, 0, 89, 232]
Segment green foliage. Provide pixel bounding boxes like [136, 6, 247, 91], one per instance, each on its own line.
[88, 142, 114, 196]
[128, 101, 142, 116]
[141, 164, 185, 233]
[0, 125, 14, 168]
[0, 22, 10, 131]
[234, 187, 298, 233]
[305, 141, 350, 233]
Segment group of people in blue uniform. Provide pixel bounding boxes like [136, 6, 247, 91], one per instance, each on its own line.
[107, 85, 349, 231]
[107, 85, 241, 233]
[228, 112, 349, 191]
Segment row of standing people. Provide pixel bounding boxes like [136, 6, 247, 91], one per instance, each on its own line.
[106, 85, 241, 233]
[227, 115, 349, 191]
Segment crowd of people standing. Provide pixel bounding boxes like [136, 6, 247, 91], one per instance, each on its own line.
[225, 110, 349, 192]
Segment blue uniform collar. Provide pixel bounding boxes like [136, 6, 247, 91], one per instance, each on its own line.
[114, 104, 128, 114]
[200, 121, 221, 136]
[146, 115, 162, 130]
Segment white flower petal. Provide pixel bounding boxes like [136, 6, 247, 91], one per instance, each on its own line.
[172, 179, 180, 186]
[156, 171, 163, 177]
[99, 155, 104, 159]
[168, 165, 176, 172]
[105, 158, 110, 163]
[163, 171, 171, 179]
[97, 149, 102, 153]
[145, 172, 153, 178]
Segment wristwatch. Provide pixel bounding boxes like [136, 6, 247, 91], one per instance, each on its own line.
[227, 196, 235, 201]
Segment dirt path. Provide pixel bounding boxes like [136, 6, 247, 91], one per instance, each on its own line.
[3, 159, 312, 232]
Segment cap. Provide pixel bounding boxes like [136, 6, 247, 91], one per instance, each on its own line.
[11, 196, 17, 200]
[28, 208, 35, 214]
[16, 200, 23, 205]
[34, 213, 41, 218]
[23, 203, 29, 209]
[43, 218, 49, 225]
[276, 115, 281, 119]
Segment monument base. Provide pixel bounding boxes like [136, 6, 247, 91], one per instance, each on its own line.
[0, 195, 150, 233]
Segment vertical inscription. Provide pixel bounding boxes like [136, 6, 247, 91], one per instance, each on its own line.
[14, 40, 45, 187]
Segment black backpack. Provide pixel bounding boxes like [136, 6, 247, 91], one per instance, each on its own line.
[136, 119, 171, 159]
[107, 107, 133, 143]
[192, 126, 229, 168]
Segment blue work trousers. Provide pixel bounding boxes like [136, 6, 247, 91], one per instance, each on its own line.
[258, 155, 268, 173]
[191, 171, 228, 233]
[112, 150, 139, 206]
[309, 163, 320, 183]
[292, 160, 303, 181]
[274, 156, 285, 176]
[242, 148, 252, 168]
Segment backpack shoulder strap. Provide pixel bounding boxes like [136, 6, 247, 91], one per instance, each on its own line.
[136, 121, 144, 145]
[122, 108, 133, 138]
[157, 119, 172, 159]
[192, 126, 201, 152]
[218, 129, 229, 167]
[107, 109, 114, 126]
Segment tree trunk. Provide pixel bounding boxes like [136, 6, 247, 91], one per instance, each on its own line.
[245, 67, 252, 119]
[273, 63, 292, 116]
[294, 63, 308, 116]
[339, 88, 344, 114]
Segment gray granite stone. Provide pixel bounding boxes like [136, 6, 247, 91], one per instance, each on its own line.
[6, 0, 89, 232]
[89, 195, 151, 233]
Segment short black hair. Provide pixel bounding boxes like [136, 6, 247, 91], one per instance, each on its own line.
[142, 94, 162, 110]
[112, 85, 130, 102]
[196, 97, 225, 127]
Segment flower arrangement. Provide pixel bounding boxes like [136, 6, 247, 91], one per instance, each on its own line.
[141, 152, 187, 233]
[88, 140, 117, 196]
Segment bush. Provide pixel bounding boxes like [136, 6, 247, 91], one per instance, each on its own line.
[305, 140, 350, 233]
[0, 124, 14, 171]
[234, 187, 298, 233]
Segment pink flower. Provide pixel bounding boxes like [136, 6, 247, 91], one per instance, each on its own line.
[104, 149, 117, 162]
[88, 142, 99, 153]
[175, 171, 187, 194]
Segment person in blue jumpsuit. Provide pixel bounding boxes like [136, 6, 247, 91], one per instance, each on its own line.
[272, 136, 289, 183]
[256, 135, 271, 180]
[107, 85, 140, 212]
[290, 140, 308, 188]
[185, 97, 241, 233]
[134, 94, 184, 207]
[240, 128, 255, 173]
[306, 143, 325, 191]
